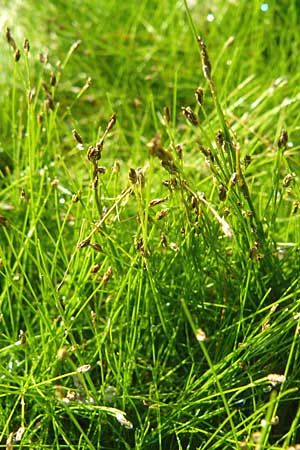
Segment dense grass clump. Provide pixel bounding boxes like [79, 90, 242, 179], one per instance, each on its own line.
[1, 1, 300, 449]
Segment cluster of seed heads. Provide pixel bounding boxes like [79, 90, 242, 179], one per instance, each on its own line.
[147, 133, 179, 174]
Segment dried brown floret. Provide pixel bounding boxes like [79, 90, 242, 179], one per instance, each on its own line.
[181, 106, 198, 125]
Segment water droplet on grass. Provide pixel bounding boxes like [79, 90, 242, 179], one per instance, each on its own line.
[261, 3, 269, 12]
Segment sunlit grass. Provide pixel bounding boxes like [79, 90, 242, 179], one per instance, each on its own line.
[1, 1, 300, 449]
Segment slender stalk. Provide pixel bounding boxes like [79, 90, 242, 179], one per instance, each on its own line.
[180, 298, 239, 448]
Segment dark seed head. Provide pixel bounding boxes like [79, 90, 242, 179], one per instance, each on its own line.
[90, 264, 101, 274]
[198, 36, 212, 81]
[112, 160, 120, 174]
[87, 145, 101, 162]
[18, 329, 26, 345]
[181, 106, 198, 126]
[282, 173, 295, 188]
[45, 95, 55, 111]
[50, 72, 57, 87]
[106, 113, 117, 133]
[243, 154, 251, 168]
[97, 166, 106, 175]
[216, 129, 224, 148]
[72, 129, 83, 144]
[163, 106, 170, 125]
[37, 112, 44, 124]
[156, 208, 169, 220]
[27, 88, 36, 104]
[89, 243, 103, 252]
[278, 129, 288, 149]
[175, 144, 183, 159]
[39, 52, 49, 64]
[103, 266, 113, 282]
[292, 201, 299, 214]
[195, 87, 204, 106]
[160, 232, 167, 249]
[128, 168, 137, 184]
[218, 184, 227, 201]
[14, 49, 21, 62]
[230, 172, 238, 188]
[77, 238, 91, 249]
[23, 38, 30, 52]
[199, 144, 214, 162]
[5, 27, 16, 50]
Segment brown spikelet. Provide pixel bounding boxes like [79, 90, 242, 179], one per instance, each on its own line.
[112, 160, 120, 174]
[39, 52, 49, 64]
[18, 329, 26, 345]
[42, 81, 51, 96]
[147, 134, 178, 174]
[50, 178, 59, 187]
[175, 144, 183, 159]
[156, 208, 169, 220]
[87, 145, 101, 162]
[37, 112, 44, 124]
[292, 201, 299, 214]
[103, 265, 112, 283]
[161, 159, 178, 175]
[27, 88, 36, 104]
[199, 144, 214, 162]
[149, 196, 169, 207]
[147, 133, 162, 157]
[45, 95, 54, 111]
[181, 106, 198, 125]
[95, 138, 104, 153]
[128, 168, 137, 184]
[216, 129, 224, 148]
[229, 172, 238, 188]
[90, 264, 101, 274]
[20, 189, 26, 200]
[278, 129, 288, 149]
[77, 238, 91, 249]
[195, 87, 204, 106]
[163, 106, 170, 125]
[160, 232, 167, 248]
[72, 129, 83, 144]
[23, 38, 30, 52]
[50, 72, 57, 87]
[282, 173, 295, 188]
[97, 166, 106, 175]
[91, 310, 97, 326]
[92, 175, 98, 189]
[5, 27, 16, 50]
[72, 193, 79, 203]
[218, 184, 227, 201]
[106, 113, 117, 133]
[14, 49, 21, 62]
[89, 243, 103, 252]
[198, 36, 212, 81]
[243, 154, 251, 168]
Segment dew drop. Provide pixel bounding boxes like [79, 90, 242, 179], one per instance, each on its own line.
[261, 3, 269, 12]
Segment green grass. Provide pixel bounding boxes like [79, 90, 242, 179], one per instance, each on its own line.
[1, 1, 300, 449]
